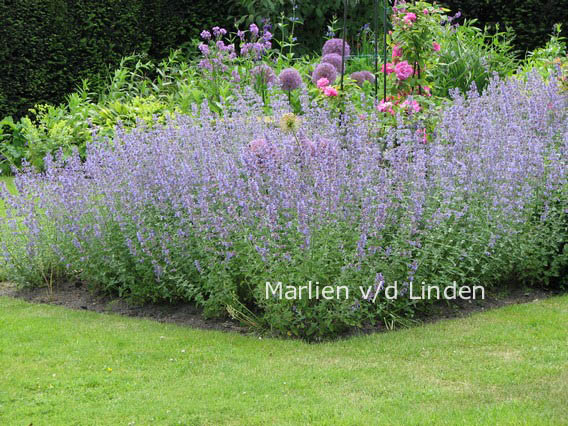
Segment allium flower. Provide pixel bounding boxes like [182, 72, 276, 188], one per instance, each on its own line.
[380, 63, 395, 74]
[251, 64, 277, 86]
[263, 31, 273, 41]
[250, 23, 259, 36]
[392, 45, 403, 59]
[212, 26, 221, 36]
[237, 30, 245, 40]
[312, 63, 337, 84]
[248, 138, 268, 154]
[200, 30, 211, 40]
[432, 42, 441, 52]
[321, 53, 344, 72]
[323, 86, 338, 97]
[322, 38, 351, 57]
[279, 68, 302, 91]
[350, 71, 375, 87]
[317, 77, 330, 88]
[279, 113, 301, 133]
[219, 28, 227, 36]
[395, 61, 413, 80]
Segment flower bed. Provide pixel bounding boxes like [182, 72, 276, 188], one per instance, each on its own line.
[2, 73, 566, 339]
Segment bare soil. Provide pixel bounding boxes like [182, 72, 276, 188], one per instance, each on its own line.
[0, 280, 562, 337]
[0, 281, 249, 334]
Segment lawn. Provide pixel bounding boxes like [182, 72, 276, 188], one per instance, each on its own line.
[1, 295, 567, 425]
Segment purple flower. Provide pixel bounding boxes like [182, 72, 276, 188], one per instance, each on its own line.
[350, 71, 375, 87]
[251, 64, 277, 86]
[200, 30, 211, 40]
[279, 68, 302, 91]
[321, 53, 344, 72]
[322, 38, 350, 57]
[231, 69, 241, 83]
[198, 43, 209, 56]
[250, 23, 259, 36]
[312, 63, 337, 84]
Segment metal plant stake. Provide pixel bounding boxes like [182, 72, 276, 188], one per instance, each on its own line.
[340, 0, 348, 92]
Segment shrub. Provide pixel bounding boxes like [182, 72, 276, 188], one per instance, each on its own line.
[0, 0, 240, 119]
[440, 0, 568, 54]
[1, 73, 567, 340]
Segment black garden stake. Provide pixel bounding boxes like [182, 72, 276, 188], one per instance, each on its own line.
[340, 0, 348, 92]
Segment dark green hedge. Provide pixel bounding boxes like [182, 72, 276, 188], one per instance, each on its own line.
[0, 0, 239, 119]
[441, 0, 568, 54]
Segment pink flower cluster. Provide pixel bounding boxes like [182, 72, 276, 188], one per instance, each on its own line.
[377, 100, 395, 115]
[316, 78, 338, 97]
[401, 99, 421, 113]
[394, 61, 413, 81]
[403, 12, 417, 25]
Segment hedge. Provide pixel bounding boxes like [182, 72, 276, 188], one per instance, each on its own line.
[0, 0, 240, 119]
[440, 0, 567, 54]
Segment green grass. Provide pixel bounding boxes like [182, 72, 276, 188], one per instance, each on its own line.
[1, 295, 567, 425]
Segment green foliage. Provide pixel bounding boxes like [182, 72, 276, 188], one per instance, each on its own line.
[430, 20, 518, 97]
[232, 0, 387, 55]
[520, 24, 567, 83]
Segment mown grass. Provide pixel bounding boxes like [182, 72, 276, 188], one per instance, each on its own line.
[0, 295, 567, 425]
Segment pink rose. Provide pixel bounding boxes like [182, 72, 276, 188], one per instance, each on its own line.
[377, 100, 395, 115]
[381, 63, 395, 74]
[323, 86, 338, 97]
[432, 42, 441, 52]
[317, 77, 330, 89]
[394, 61, 413, 81]
[403, 13, 417, 24]
[392, 45, 403, 59]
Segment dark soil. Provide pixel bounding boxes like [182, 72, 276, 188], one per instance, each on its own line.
[0, 280, 562, 337]
[0, 281, 249, 334]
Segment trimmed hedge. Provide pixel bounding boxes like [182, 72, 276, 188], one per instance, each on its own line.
[441, 0, 568, 54]
[0, 0, 239, 119]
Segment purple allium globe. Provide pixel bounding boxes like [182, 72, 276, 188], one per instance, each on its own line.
[279, 68, 302, 91]
[312, 63, 337, 85]
[251, 64, 277, 86]
[350, 71, 375, 87]
[321, 53, 344, 72]
[322, 38, 351, 57]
